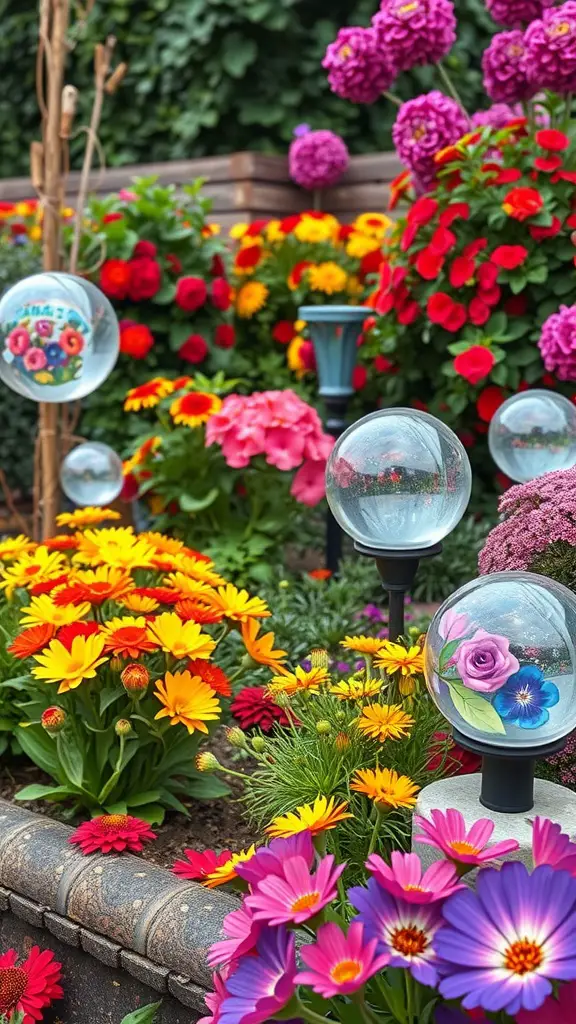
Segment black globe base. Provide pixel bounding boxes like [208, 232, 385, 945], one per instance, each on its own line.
[453, 728, 566, 814]
[355, 541, 443, 641]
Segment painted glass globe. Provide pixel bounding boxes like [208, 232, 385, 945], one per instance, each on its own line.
[488, 390, 576, 483]
[60, 442, 124, 507]
[0, 272, 119, 402]
[424, 571, 576, 750]
[325, 409, 472, 550]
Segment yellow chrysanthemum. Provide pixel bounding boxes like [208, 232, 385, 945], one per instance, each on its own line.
[210, 583, 270, 622]
[266, 795, 353, 838]
[265, 220, 285, 243]
[267, 665, 329, 697]
[0, 546, 66, 598]
[146, 611, 216, 660]
[353, 212, 393, 239]
[357, 703, 415, 742]
[340, 635, 385, 656]
[56, 507, 121, 530]
[203, 846, 258, 888]
[293, 217, 334, 244]
[0, 535, 36, 562]
[32, 634, 108, 694]
[346, 233, 383, 259]
[307, 262, 348, 295]
[229, 222, 249, 240]
[236, 281, 269, 318]
[74, 528, 156, 570]
[375, 641, 424, 677]
[124, 377, 175, 412]
[121, 593, 159, 613]
[165, 560, 225, 588]
[139, 533, 187, 557]
[20, 594, 90, 627]
[154, 669, 221, 735]
[351, 766, 419, 810]
[330, 677, 383, 701]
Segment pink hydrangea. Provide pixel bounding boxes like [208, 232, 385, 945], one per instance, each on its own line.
[323, 26, 397, 103]
[373, 0, 456, 72]
[486, 0, 555, 27]
[482, 31, 534, 103]
[205, 389, 334, 506]
[538, 304, 576, 381]
[524, 2, 576, 94]
[392, 91, 468, 192]
[289, 128, 349, 191]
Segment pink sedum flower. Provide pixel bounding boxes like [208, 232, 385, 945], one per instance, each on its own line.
[414, 808, 520, 871]
[454, 628, 519, 693]
[296, 920, 390, 998]
[366, 850, 464, 903]
[532, 816, 576, 873]
[245, 853, 344, 926]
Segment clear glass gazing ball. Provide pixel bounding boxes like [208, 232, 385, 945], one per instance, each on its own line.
[424, 571, 576, 749]
[488, 390, 576, 483]
[60, 442, 124, 507]
[325, 409, 472, 550]
[0, 272, 119, 402]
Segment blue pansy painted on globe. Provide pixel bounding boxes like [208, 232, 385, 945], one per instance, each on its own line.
[492, 665, 559, 729]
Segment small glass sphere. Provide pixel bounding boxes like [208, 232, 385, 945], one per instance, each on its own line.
[488, 390, 576, 483]
[60, 442, 124, 507]
[0, 272, 119, 402]
[424, 571, 576, 749]
[325, 408, 472, 550]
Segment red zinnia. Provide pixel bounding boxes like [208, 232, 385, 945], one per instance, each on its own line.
[128, 258, 162, 301]
[415, 247, 444, 280]
[211, 277, 232, 310]
[187, 658, 231, 696]
[231, 686, 291, 732]
[426, 292, 466, 332]
[215, 324, 236, 349]
[56, 621, 100, 649]
[166, 253, 183, 275]
[536, 129, 570, 152]
[172, 848, 233, 880]
[175, 276, 208, 312]
[8, 622, 55, 659]
[272, 321, 296, 344]
[179, 334, 208, 363]
[120, 322, 154, 359]
[490, 245, 528, 270]
[0, 946, 63, 1023]
[502, 186, 543, 221]
[100, 259, 131, 300]
[133, 240, 157, 259]
[477, 385, 507, 422]
[454, 346, 496, 385]
[69, 814, 156, 854]
[449, 255, 475, 288]
[235, 245, 262, 271]
[529, 216, 562, 240]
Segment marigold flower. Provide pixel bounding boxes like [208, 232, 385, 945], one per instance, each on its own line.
[330, 677, 383, 701]
[375, 641, 424, 676]
[211, 583, 270, 622]
[0, 534, 36, 561]
[266, 795, 353, 838]
[236, 281, 269, 318]
[147, 611, 216, 660]
[41, 706, 67, 734]
[8, 622, 56, 659]
[172, 847, 233, 880]
[101, 616, 158, 659]
[203, 846, 258, 887]
[20, 594, 90, 628]
[32, 634, 108, 693]
[0, 546, 66, 598]
[351, 766, 420, 810]
[170, 391, 222, 428]
[307, 261, 348, 294]
[121, 662, 150, 695]
[241, 619, 289, 674]
[56, 506, 121, 529]
[70, 814, 156, 854]
[187, 659, 232, 696]
[54, 565, 134, 606]
[124, 377, 174, 411]
[340, 635, 385, 656]
[267, 665, 328, 696]
[154, 669, 221, 734]
[357, 703, 415, 742]
[0, 946, 63, 1021]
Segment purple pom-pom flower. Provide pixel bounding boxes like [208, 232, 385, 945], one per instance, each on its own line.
[524, 1, 576, 94]
[392, 90, 468, 191]
[289, 127, 349, 190]
[373, 0, 456, 71]
[486, 0, 555, 28]
[482, 30, 534, 102]
[539, 303, 576, 381]
[471, 102, 522, 128]
[323, 26, 397, 103]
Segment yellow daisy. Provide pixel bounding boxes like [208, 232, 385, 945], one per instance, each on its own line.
[351, 766, 419, 810]
[203, 846, 258, 888]
[357, 703, 415, 742]
[20, 594, 90, 628]
[329, 677, 383, 701]
[32, 634, 108, 693]
[340, 635, 385, 656]
[139, 533, 188, 557]
[120, 593, 160, 613]
[74, 528, 156, 570]
[346, 233, 382, 259]
[0, 546, 66, 598]
[353, 212, 393, 238]
[56, 507, 121, 530]
[0, 535, 36, 562]
[210, 583, 270, 622]
[124, 378, 175, 412]
[267, 665, 329, 697]
[170, 391, 222, 428]
[154, 669, 221, 735]
[266, 795, 353, 838]
[146, 611, 216, 660]
[375, 641, 424, 677]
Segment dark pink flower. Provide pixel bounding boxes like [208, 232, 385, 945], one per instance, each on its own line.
[289, 128, 349, 190]
[539, 303, 576, 381]
[524, 2, 576, 94]
[392, 91, 468, 191]
[323, 26, 396, 103]
[373, 0, 456, 72]
[69, 814, 156, 854]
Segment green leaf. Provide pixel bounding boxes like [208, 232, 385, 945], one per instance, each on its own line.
[447, 679, 506, 735]
[439, 638, 460, 673]
[184, 776, 232, 799]
[221, 33, 257, 77]
[179, 488, 219, 512]
[16, 726, 62, 780]
[120, 1003, 162, 1024]
[100, 685, 125, 713]
[134, 802, 165, 825]
[14, 784, 75, 802]
[126, 789, 161, 807]
[56, 734, 85, 788]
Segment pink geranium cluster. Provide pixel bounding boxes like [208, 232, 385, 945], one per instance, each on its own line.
[205, 389, 334, 506]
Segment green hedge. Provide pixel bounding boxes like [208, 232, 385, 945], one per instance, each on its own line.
[1, 0, 494, 177]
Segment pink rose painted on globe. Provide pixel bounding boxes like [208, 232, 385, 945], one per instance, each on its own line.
[424, 572, 576, 748]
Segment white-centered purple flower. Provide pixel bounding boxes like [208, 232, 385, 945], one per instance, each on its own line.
[218, 926, 297, 1024]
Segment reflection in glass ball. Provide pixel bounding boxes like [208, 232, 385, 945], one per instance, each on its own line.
[424, 571, 576, 749]
[325, 409, 472, 550]
[488, 390, 576, 483]
[0, 273, 119, 402]
[60, 442, 124, 507]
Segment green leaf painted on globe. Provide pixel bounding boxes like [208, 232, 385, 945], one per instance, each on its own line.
[439, 639, 460, 674]
[447, 679, 506, 735]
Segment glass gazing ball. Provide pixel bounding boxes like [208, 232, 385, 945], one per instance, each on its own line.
[488, 390, 576, 483]
[325, 409, 472, 550]
[0, 272, 119, 402]
[424, 571, 576, 750]
[60, 442, 124, 507]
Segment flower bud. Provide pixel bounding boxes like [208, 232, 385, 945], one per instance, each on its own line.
[310, 647, 329, 670]
[121, 663, 149, 697]
[110, 656, 124, 673]
[226, 726, 248, 749]
[335, 731, 350, 751]
[278, 579, 290, 590]
[336, 710, 346, 721]
[316, 720, 331, 735]
[273, 691, 291, 709]
[41, 706, 66, 734]
[417, 633, 427, 650]
[195, 751, 221, 773]
[251, 736, 266, 753]
[399, 676, 416, 697]
[115, 719, 133, 737]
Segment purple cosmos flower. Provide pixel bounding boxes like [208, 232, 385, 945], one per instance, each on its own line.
[245, 854, 344, 926]
[323, 26, 397, 104]
[486, 0, 555, 27]
[436, 861, 576, 1016]
[366, 850, 464, 904]
[235, 832, 314, 886]
[336, 661, 351, 674]
[454, 628, 519, 693]
[358, 603, 386, 622]
[414, 808, 520, 871]
[289, 129, 349, 191]
[349, 877, 442, 986]
[524, 2, 576, 94]
[539, 304, 576, 381]
[471, 102, 522, 128]
[219, 926, 297, 1024]
[482, 30, 535, 103]
[492, 664, 559, 729]
[532, 816, 576, 873]
[392, 91, 468, 192]
[373, 0, 456, 71]
[296, 920, 390, 998]
[208, 905, 262, 968]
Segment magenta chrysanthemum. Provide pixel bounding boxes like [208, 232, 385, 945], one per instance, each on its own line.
[538, 303, 576, 381]
[373, 0, 456, 71]
[392, 91, 468, 191]
[323, 26, 397, 103]
[289, 128, 349, 190]
[482, 30, 534, 102]
[524, 2, 576, 94]
[485, 0, 554, 28]
[471, 102, 522, 128]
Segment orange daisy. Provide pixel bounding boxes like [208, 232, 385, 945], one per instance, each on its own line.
[54, 566, 134, 607]
[8, 622, 56, 659]
[186, 659, 232, 697]
[175, 598, 223, 624]
[170, 391, 222, 427]
[132, 586, 179, 605]
[44, 535, 80, 552]
[124, 377, 175, 412]
[163, 572, 221, 599]
[100, 616, 158, 659]
[241, 619, 289, 675]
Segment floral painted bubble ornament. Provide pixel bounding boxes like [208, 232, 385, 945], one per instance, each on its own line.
[488, 390, 576, 483]
[0, 272, 119, 402]
[60, 442, 124, 507]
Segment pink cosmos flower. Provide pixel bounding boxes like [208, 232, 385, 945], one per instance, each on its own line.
[7, 326, 31, 356]
[245, 853, 345, 926]
[198, 970, 229, 1024]
[23, 347, 48, 372]
[119, 189, 138, 201]
[296, 920, 390, 998]
[454, 628, 519, 693]
[235, 832, 314, 886]
[207, 904, 261, 968]
[366, 850, 464, 904]
[414, 808, 520, 871]
[291, 459, 327, 506]
[532, 816, 576, 873]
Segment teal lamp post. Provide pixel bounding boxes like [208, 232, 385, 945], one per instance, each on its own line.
[298, 304, 367, 573]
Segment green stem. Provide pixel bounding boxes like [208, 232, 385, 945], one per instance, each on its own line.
[367, 806, 385, 856]
[384, 90, 402, 107]
[294, 998, 331, 1024]
[436, 61, 467, 115]
[405, 971, 414, 1024]
[563, 93, 573, 131]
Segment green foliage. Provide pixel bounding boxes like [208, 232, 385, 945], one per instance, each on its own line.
[411, 516, 490, 602]
[530, 540, 576, 593]
[120, 1003, 161, 1024]
[0, 0, 493, 177]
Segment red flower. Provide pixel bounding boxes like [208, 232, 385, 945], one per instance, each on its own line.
[187, 659, 231, 696]
[536, 128, 570, 151]
[308, 568, 332, 580]
[211, 277, 232, 310]
[360, 249, 384, 276]
[374, 354, 394, 373]
[30, 573, 69, 596]
[0, 946, 63, 1024]
[426, 731, 482, 776]
[179, 334, 208, 363]
[449, 255, 475, 288]
[211, 254, 226, 277]
[493, 167, 522, 185]
[454, 346, 495, 385]
[556, 170, 576, 184]
[119, 321, 154, 359]
[490, 245, 528, 270]
[353, 366, 367, 390]
[478, 262, 500, 287]
[8, 623, 56, 659]
[175, 598, 224, 624]
[416, 247, 444, 280]
[429, 226, 456, 255]
[408, 196, 438, 227]
[397, 300, 419, 325]
[235, 244, 262, 270]
[411, 398, 428, 411]
[103, 212, 124, 223]
[388, 169, 412, 210]
[175, 276, 208, 312]
[280, 214, 302, 233]
[477, 385, 507, 422]
[246, 218, 269, 234]
[496, 471, 512, 489]
[231, 686, 291, 732]
[121, 473, 139, 501]
[288, 260, 312, 288]
[463, 238, 487, 260]
[99, 258, 131, 300]
[439, 202, 470, 227]
[272, 321, 296, 344]
[166, 253, 183, 275]
[534, 155, 563, 173]
[133, 240, 157, 259]
[172, 848, 233, 880]
[57, 622, 100, 650]
[458, 430, 476, 449]
[427, 292, 467, 331]
[502, 186, 543, 221]
[505, 294, 527, 316]
[127, 258, 162, 301]
[215, 324, 236, 349]
[69, 814, 156, 855]
[529, 216, 562, 240]
[468, 297, 491, 326]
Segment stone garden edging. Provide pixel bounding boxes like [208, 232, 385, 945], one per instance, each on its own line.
[0, 798, 237, 1014]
